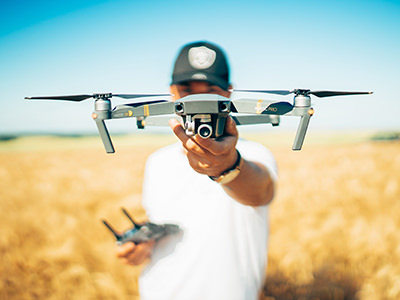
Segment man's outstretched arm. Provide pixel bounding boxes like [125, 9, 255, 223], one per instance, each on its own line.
[169, 116, 275, 207]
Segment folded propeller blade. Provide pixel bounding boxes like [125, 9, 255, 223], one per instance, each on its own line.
[235, 89, 373, 98]
[310, 91, 373, 98]
[113, 94, 171, 99]
[234, 89, 293, 95]
[123, 99, 168, 107]
[25, 93, 172, 102]
[25, 94, 92, 101]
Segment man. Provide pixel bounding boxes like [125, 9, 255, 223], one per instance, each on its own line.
[116, 41, 278, 300]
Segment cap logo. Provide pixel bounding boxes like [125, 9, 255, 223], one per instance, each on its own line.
[188, 46, 216, 69]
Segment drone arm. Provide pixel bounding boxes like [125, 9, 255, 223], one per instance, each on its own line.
[138, 115, 182, 127]
[232, 99, 294, 116]
[232, 115, 280, 126]
[112, 102, 175, 119]
[94, 119, 115, 153]
[231, 98, 275, 114]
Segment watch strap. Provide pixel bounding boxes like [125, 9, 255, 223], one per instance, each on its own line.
[209, 150, 243, 184]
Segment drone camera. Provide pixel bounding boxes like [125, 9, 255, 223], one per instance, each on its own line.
[193, 114, 215, 138]
[198, 124, 213, 138]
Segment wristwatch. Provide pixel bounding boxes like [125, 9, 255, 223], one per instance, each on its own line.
[209, 150, 243, 185]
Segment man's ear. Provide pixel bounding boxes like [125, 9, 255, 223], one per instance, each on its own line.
[225, 84, 233, 98]
[170, 85, 180, 102]
[228, 84, 233, 93]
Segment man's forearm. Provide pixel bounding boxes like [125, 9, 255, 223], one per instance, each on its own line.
[222, 158, 275, 207]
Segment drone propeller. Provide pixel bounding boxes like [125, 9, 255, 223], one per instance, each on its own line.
[113, 94, 172, 99]
[123, 99, 168, 108]
[235, 89, 293, 96]
[308, 91, 373, 98]
[25, 94, 94, 101]
[25, 93, 171, 102]
[234, 89, 373, 98]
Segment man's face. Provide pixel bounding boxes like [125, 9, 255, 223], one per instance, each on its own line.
[170, 81, 231, 101]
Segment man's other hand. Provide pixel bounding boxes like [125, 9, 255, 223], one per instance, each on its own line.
[116, 240, 155, 266]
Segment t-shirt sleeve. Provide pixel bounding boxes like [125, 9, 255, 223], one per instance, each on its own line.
[236, 139, 278, 183]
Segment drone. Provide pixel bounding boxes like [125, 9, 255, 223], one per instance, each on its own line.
[25, 89, 372, 152]
[102, 208, 180, 245]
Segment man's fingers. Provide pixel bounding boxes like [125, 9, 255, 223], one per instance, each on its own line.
[169, 118, 183, 134]
[169, 117, 238, 176]
[169, 118, 208, 155]
[126, 241, 155, 265]
[125, 243, 147, 265]
[194, 116, 238, 155]
[169, 117, 237, 158]
[194, 135, 235, 155]
[116, 241, 155, 265]
[224, 115, 238, 137]
[186, 152, 213, 172]
[116, 242, 136, 258]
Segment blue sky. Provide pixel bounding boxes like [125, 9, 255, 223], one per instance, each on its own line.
[1, 0, 399, 135]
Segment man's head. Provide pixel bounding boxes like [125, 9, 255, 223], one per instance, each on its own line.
[170, 41, 232, 100]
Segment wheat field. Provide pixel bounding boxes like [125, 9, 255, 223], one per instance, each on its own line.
[0, 133, 399, 299]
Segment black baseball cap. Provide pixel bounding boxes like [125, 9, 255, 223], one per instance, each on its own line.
[171, 41, 230, 90]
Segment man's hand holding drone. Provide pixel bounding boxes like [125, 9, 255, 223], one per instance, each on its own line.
[169, 115, 239, 178]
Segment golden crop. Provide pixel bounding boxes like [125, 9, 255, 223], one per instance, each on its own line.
[1, 134, 399, 299]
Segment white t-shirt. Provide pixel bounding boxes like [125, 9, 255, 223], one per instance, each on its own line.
[139, 139, 278, 300]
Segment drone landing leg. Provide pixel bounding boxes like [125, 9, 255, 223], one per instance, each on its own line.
[292, 113, 312, 151]
[95, 119, 115, 153]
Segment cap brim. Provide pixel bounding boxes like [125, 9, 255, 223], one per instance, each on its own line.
[172, 72, 229, 91]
